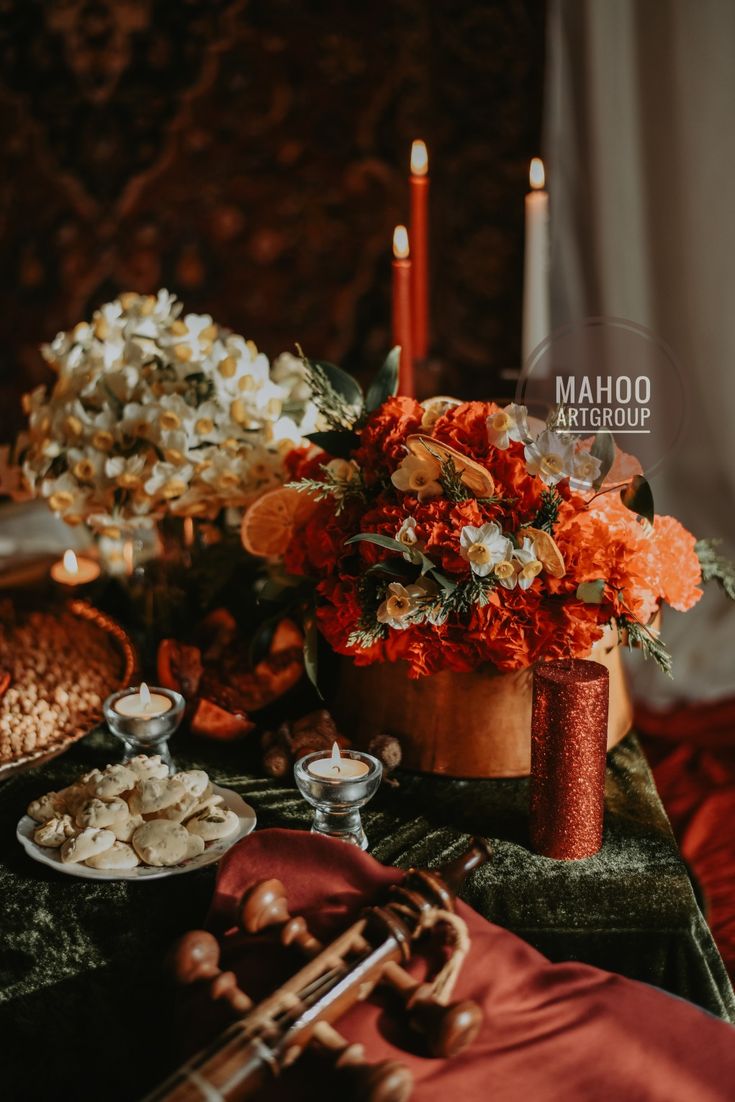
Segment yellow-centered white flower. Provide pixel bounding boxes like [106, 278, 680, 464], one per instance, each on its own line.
[486, 402, 529, 450]
[513, 537, 544, 590]
[524, 429, 575, 486]
[459, 522, 513, 577]
[391, 453, 442, 502]
[376, 582, 426, 630]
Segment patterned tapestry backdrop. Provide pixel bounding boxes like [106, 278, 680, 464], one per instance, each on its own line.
[0, 0, 545, 442]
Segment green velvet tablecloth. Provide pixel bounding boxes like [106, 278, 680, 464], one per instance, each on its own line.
[1, 728, 733, 1102]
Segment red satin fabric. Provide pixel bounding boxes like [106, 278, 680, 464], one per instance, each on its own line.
[638, 697, 735, 981]
[188, 828, 735, 1101]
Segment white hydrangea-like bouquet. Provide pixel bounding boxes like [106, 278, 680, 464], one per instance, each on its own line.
[20, 291, 317, 537]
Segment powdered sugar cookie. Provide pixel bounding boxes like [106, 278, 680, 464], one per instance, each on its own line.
[131, 820, 189, 867]
[189, 793, 224, 819]
[27, 791, 64, 823]
[111, 814, 144, 842]
[184, 833, 205, 859]
[176, 770, 210, 799]
[56, 783, 91, 817]
[126, 754, 169, 781]
[75, 796, 129, 830]
[186, 806, 239, 842]
[91, 764, 137, 799]
[33, 814, 77, 848]
[129, 777, 187, 817]
[61, 828, 115, 864]
[159, 791, 200, 823]
[85, 842, 140, 870]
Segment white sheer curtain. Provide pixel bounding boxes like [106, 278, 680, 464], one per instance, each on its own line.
[546, 0, 735, 704]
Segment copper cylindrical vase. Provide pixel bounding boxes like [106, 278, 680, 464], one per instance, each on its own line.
[530, 658, 609, 859]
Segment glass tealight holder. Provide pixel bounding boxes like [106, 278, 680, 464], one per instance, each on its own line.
[294, 750, 382, 850]
[103, 686, 185, 773]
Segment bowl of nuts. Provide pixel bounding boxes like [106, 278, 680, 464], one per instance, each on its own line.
[0, 599, 137, 778]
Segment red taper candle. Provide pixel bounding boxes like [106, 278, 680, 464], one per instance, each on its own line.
[410, 139, 429, 361]
[530, 659, 609, 859]
[392, 224, 414, 396]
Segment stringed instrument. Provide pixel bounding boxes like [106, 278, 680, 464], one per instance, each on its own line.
[143, 838, 492, 1102]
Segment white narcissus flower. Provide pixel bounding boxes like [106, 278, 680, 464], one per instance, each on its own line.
[160, 430, 192, 466]
[524, 429, 574, 486]
[486, 402, 530, 450]
[391, 453, 442, 502]
[493, 558, 519, 590]
[396, 516, 421, 561]
[105, 454, 148, 491]
[144, 461, 194, 501]
[513, 537, 544, 590]
[460, 522, 513, 577]
[38, 472, 94, 523]
[326, 458, 359, 483]
[571, 449, 602, 490]
[20, 290, 312, 534]
[66, 447, 107, 485]
[376, 582, 426, 630]
[199, 450, 253, 503]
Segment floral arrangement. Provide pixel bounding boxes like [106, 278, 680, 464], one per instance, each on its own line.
[20, 291, 317, 537]
[245, 354, 735, 679]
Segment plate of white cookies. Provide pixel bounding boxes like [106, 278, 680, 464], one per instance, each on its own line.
[16, 754, 256, 880]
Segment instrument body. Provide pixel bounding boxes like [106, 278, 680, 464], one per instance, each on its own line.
[144, 839, 492, 1102]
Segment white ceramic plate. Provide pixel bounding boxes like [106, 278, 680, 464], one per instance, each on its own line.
[16, 784, 256, 881]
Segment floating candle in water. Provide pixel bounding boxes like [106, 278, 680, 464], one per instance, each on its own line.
[50, 549, 101, 586]
[113, 682, 173, 718]
[307, 741, 370, 781]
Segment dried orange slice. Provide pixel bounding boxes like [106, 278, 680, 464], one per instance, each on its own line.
[518, 525, 566, 578]
[241, 487, 318, 558]
[406, 435, 495, 498]
[419, 395, 462, 429]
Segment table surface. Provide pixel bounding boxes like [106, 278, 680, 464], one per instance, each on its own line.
[1, 727, 733, 1102]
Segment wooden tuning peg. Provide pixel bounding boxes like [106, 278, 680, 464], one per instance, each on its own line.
[407, 995, 482, 1059]
[312, 1022, 413, 1102]
[167, 930, 252, 1014]
[239, 878, 323, 957]
[381, 961, 482, 1058]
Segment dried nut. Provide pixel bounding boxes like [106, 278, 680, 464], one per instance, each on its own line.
[291, 709, 338, 743]
[290, 730, 330, 758]
[263, 745, 291, 779]
[367, 734, 402, 773]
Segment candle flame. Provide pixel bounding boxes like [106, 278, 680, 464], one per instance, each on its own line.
[140, 682, 152, 711]
[410, 139, 428, 176]
[393, 225, 410, 260]
[329, 741, 341, 772]
[63, 549, 79, 576]
[529, 157, 545, 190]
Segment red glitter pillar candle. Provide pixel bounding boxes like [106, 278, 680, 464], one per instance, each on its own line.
[530, 659, 609, 860]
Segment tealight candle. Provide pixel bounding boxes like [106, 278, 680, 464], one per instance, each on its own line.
[307, 742, 370, 780]
[104, 683, 185, 772]
[295, 745, 382, 850]
[50, 549, 101, 587]
[113, 682, 173, 718]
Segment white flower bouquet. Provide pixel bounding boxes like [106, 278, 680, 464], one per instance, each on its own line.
[20, 291, 316, 537]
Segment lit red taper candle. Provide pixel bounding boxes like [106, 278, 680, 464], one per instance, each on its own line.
[410, 139, 429, 361]
[392, 224, 414, 396]
[530, 659, 609, 860]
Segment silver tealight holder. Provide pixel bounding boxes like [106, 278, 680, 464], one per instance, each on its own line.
[103, 682, 185, 772]
[294, 742, 382, 850]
